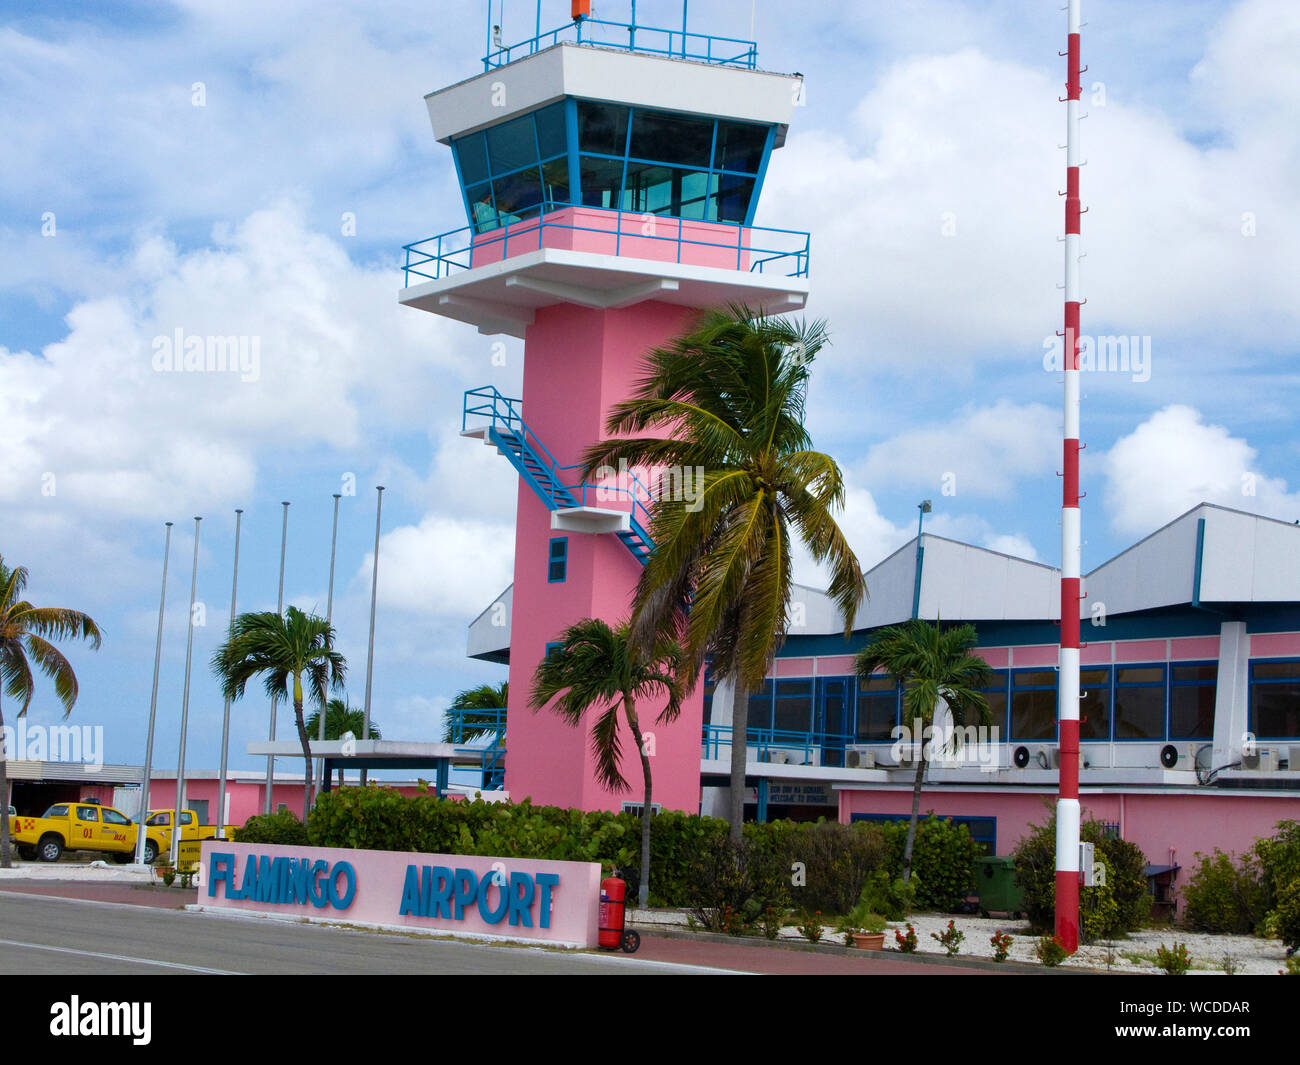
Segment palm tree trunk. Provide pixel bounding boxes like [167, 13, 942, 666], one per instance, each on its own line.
[0, 692, 12, 869]
[623, 694, 653, 910]
[901, 753, 927, 884]
[728, 677, 750, 847]
[294, 696, 312, 822]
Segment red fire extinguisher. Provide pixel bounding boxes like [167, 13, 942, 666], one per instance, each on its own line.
[599, 874, 640, 953]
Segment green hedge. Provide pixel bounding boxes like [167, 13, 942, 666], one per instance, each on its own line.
[1011, 810, 1150, 938]
[302, 787, 979, 914]
[1182, 822, 1300, 947]
[234, 809, 310, 847]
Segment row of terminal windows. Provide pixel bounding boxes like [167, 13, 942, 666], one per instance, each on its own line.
[741, 661, 1300, 742]
[452, 99, 771, 232]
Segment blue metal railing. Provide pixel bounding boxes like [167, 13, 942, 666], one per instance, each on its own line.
[463, 386, 657, 564]
[447, 706, 507, 791]
[402, 201, 810, 287]
[701, 725, 855, 766]
[484, 17, 757, 71]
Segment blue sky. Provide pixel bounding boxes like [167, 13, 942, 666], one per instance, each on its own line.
[2, 0, 1297, 772]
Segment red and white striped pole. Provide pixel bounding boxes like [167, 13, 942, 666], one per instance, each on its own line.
[1055, 0, 1084, 953]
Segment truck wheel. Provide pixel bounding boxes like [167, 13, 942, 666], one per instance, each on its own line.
[37, 835, 63, 862]
[143, 840, 159, 864]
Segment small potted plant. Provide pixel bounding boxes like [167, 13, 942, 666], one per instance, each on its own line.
[850, 912, 888, 950]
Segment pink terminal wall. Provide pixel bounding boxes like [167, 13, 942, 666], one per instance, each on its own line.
[199, 840, 601, 947]
[505, 300, 706, 814]
[468, 207, 754, 272]
[838, 788, 1300, 908]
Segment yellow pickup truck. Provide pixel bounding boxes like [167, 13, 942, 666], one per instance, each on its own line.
[7, 802, 233, 864]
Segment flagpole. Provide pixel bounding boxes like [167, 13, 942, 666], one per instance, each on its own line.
[360, 486, 384, 786]
[134, 522, 173, 865]
[169, 516, 201, 867]
[264, 501, 289, 815]
[316, 492, 342, 800]
[215, 509, 243, 838]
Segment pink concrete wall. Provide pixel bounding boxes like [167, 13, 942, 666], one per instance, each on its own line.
[1252, 632, 1300, 657]
[505, 300, 705, 814]
[468, 208, 752, 272]
[838, 787, 1300, 909]
[200, 841, 601, 947]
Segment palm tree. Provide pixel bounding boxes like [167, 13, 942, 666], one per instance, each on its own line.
[854, 618, 993, 883]
[212, 606, 346, 820]
[443, 681, 507, 743]
[529, 618, 683, 909]
[581, 306, 866, 844]
[0, 556, 102, 868]
[305, 698, 380, 789]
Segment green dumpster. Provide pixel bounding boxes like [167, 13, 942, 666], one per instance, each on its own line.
[973, 856, 1025, 917]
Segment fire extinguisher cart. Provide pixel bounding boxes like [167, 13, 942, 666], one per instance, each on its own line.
[598, 874, 640, 953]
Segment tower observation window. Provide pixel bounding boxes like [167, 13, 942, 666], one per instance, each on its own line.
[451, 99, 773, 232]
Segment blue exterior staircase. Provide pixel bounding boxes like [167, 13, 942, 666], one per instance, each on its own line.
[464, 386, 655, 567]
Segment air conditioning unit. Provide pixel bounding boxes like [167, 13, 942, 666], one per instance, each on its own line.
[1012, 744, 1059, 769]
[1158, 743, 1198, 769]
[845, 748, 877, 769]
[1242, 747, 1280, 772]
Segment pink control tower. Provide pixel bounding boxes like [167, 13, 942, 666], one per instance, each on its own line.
[401, 1, 809, 813]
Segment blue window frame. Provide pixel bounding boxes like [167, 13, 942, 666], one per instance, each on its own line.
[547, 537, 567, 583]
[1248, 658, 1300, 740]
[574, 100, 772, 225]
[979, 670, 1010, 739]
[452, 101, 570, 233]
[856, 672, 900, 742]
[1010, 669, 1057, 741]
[747, 678, 774, 732]
[1114, 663, 1166, 740]
[773, 678, 813, 735]
[544, 641, 562, 661]
[1170, 661, 1217, 740]
[1079, 666, 1112, 741]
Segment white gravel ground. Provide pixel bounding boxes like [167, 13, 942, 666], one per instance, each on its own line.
[631, 908, 1293, 974]
[0, 859, 155, 881]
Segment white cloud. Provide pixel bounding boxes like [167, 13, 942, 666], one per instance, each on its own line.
[0, 202, 465, 520]
[1103, 404, 1300, 535]
[359, 512, 514, 618]
[857, 400, 1058, 500]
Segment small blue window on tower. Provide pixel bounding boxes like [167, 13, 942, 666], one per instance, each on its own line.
[547, 537, 568, 583]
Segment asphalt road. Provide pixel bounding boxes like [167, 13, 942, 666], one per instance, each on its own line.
[0, 891, 737, 975]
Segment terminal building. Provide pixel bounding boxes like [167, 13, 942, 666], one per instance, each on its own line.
[399, 4, 1298, 884]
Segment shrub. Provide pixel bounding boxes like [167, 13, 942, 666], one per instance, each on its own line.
[893, 923, 918, 952]
[990, 929, 1013, 962]
[235, 808, 310, 847]
[1274, 880, 1300, 955]
[1012, 809, 1150, 936]
[879, 816, 979, 912]
[1035, 934, 1068, 967]
[857, 869, 914, 921]
[1183, 850, 1257, 934]
[930, 919, 964, 956]
[796, 912, 824, 943]
[1155, 942, 1192, 975]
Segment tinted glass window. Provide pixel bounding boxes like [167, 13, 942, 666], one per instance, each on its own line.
[1011, 671, 1057, 741]
[492, 168, 543, 219]
[773, 679, 812, 734]
[715, 121, 767, 172]
[540, 159, 570, 203]
[1171, 663, 1216, 739]
[578, 101, 629, 155]
[102, 808, 130, 826]
[455, 132, 490, 187]
[747, 678, 773, 731]
[1080, 667, 1111, 741]
[487, 114, 538, 174]
[147, 812, 170, 826]
[77, 806, 99, 822]
[580, 156, 625, 209]
[630, 110, 713, 168]
[534, 102, 566, 159]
